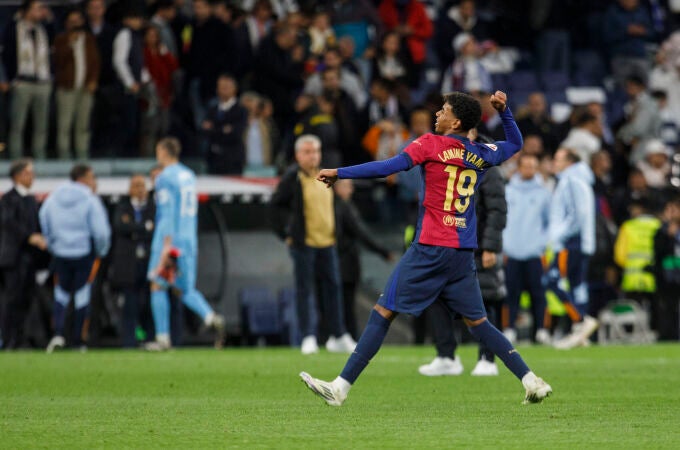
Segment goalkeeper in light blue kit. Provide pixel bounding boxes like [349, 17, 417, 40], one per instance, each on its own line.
[146, 137, 224, 350]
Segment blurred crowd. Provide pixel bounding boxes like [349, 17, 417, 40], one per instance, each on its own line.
[1, 0, 680, 349]
[0, 0, 677, 172]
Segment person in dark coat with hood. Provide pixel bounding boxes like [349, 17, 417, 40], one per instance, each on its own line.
[333, 179, 392, 339]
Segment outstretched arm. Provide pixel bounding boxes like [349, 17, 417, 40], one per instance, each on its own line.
[317, 153, 413, 187]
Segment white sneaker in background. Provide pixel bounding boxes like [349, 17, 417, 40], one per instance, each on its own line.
[418, 356, 464, 376]
[471, 358, 499, 376]
[46, 335, 65, 353]
[325, 333, 355, 353]
[339, 333, 357, 352]
[522, 371, 553, 404]
[579, 315, 599, 341]
[207, 313, 226, 349]
[503, 328, 517, 345]
[554, 315, 599, 350]
[301, 335, 319, 355]
[535, 328, 552, 345]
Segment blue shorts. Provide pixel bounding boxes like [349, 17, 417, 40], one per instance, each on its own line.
[53, 253, 96, 293]
[378, 243, 487, 319]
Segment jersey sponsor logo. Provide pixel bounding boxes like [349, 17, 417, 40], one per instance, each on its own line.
[443, 216, 466, 228]
[484, 143, 498, 151]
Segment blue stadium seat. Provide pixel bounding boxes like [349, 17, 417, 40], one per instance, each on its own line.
[536, 30, 571, 73]
[540, 71, 571, 92]
[507, 89, 533, 111]
[544, 90, 568, 105]
[240, 287, 281, 337]
[571, 50, 607, 87]
[278, 287, 301, 346]
[507, 71, 540, 92]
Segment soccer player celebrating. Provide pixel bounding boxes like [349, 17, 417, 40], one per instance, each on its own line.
[146, 137, 225, 350]
[300, 91, 552, 405]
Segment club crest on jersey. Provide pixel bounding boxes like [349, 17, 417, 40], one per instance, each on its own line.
[484, 143, 498, 151]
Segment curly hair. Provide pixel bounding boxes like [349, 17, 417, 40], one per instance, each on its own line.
[442, 92, 482, 132]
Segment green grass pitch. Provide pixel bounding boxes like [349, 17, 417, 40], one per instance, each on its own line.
[2, 344, 680, 449]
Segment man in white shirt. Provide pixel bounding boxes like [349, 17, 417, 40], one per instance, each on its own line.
[112, 7, 147, 154]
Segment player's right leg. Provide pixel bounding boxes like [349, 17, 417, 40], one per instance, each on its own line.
[147, 282, 172, 351]
[175, 254, 225, 347]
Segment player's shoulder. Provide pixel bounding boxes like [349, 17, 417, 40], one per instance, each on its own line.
[177, 163, 196, 179]
[466, 139, 499, 152]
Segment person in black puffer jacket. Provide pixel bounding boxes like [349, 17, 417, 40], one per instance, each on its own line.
[333, 179, 392, 339]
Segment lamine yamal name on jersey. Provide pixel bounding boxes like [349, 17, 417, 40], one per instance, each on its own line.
[436, 145, 488, 169]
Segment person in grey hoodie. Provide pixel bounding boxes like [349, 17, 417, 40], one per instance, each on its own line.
[503, 153, 551, 345]
[39, 164, 111, 352]
[547, 148, 598, 349]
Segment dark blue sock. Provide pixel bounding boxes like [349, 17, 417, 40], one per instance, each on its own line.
[73, 305, 91, 346]
[340, 310, 391, 384]
[53, 302, 66, 336]
[468, 320, 530, 380]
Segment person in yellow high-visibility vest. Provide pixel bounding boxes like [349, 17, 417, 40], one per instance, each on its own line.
[614, 198, 661, 300]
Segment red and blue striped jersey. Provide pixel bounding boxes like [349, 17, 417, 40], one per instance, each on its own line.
[403, 127, 519, 248]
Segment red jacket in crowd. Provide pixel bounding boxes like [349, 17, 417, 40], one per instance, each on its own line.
[378, 0, 433, 65]
[143, 46, 179, 108]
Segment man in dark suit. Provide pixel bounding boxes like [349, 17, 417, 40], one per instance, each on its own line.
[201, 74, 248, 174]
[0, 159, 47, 349]
[109, 174, 155, 348]
[86, 0, 119, 156]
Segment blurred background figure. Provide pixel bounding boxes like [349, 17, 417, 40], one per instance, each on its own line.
[333, 179, 392, 339]
[112, 6, 146, 155]
[503, 153, 551, 345]
[547, 149, 598, 350]
[654, 197, 680, 340]
[270, 135, 355, 355]
[140, 24, 179, 157]
[40, 164, 111, 352]
[109, 174, 155, 348]
[53, 8, 100, 160]
[3, 0, 52, 159]
[0, 159, 47, 349]
[202, 74, 248, 175]
[614, 198, 661, 312]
